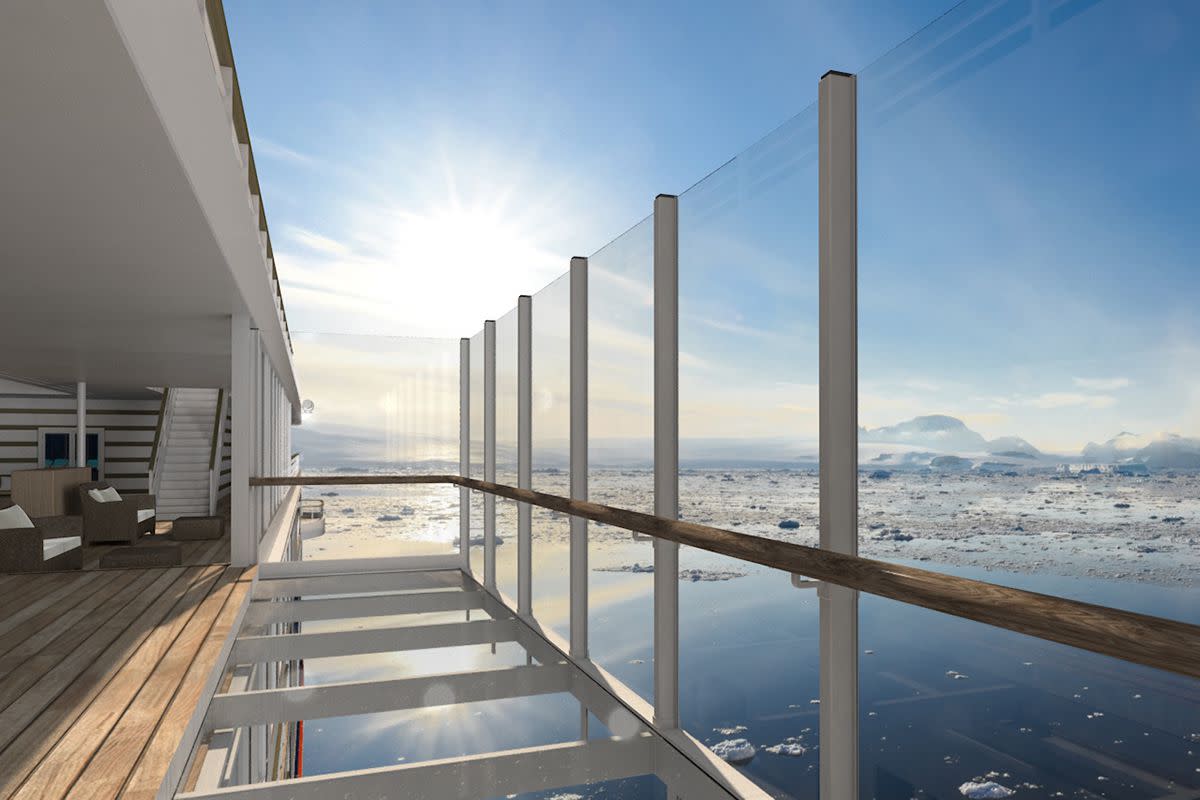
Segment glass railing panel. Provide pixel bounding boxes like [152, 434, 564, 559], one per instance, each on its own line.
[531, 271, 571, 642]
[669, 560, 1199, 798]
[486, 775, 668, 800]
[297, 482, 460, 561]
[677, 100, 821, 783]
[496, 307, 520, 602]
[469, 329, 485, 579]
[289, 332, 459, 560]
[858, 585, 1200, 799]
[857, 0, 1200, 617]
[679, 567, 822, 796]
[588, 216, 655, 701]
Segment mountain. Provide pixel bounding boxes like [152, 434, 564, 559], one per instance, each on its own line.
[861, 415, 1041, 457]
[861, 415, 989, 453]
[1081, 431, 1147, 462]
[858, 417, 1200, 471]
[1081, 431, 1200, 469]
[1137, 436, 1200, 469]
[986, 436, 1042, 458]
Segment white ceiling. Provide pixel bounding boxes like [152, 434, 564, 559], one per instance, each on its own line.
[0, 1, 288, 396]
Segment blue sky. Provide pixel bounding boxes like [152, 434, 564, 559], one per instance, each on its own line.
[227, 0, 951, 332]
[233, 1, 1200, 456]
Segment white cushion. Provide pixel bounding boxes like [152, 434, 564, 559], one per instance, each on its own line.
[0, 504, 35, 530]
[88, 487, 123, 503]
[43, 536, 81, 560]
[137, 508, 155, 524]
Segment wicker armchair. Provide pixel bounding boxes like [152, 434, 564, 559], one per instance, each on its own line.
[79, 482, 156, 545]
[0, 502, 83, 572]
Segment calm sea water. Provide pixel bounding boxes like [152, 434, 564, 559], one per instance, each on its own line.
[291, 469, 1200, 799]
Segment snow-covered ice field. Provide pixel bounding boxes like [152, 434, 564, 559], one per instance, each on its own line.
[302, 468, 1200, 588]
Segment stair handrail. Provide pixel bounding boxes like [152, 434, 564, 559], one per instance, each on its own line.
[208, 389, 226, 515]
[148, 387, 171, 496]
[209, 389, 226, 471]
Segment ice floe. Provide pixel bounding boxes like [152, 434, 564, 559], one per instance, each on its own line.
[764, 737, 808, 756]
[597, 564, 746, 581]
[710, 738, 756, 764]
[679, 568, 746, 581]
[958, 780, 1015, 798]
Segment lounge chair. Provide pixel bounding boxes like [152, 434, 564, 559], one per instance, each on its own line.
[0, 501, 82, 572]
[79, 481, 157, 545]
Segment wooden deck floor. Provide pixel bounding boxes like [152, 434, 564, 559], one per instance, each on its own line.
[0, 565, 251, 799]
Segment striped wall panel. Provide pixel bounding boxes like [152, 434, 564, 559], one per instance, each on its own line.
[0, 393, 160, 494]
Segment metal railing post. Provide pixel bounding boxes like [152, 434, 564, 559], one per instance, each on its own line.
[517, 295, 533, 616]
[653, 194, 680, 729]
[818, 68, 859, 800]
[484, 320, 497, 592]
[230, 314, 255, 567]
[460, 337, 470, 572]
[569, 257, 588, 660]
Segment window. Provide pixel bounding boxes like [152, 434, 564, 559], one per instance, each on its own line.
[37, 428, 104, 480]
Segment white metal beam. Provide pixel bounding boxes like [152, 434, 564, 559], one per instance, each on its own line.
[257, 553, 462, 580]
[230, 313, 254, 567]
[177, 735, 655, 800]
[460, 337, 470, 570]
[653, 193, 680, 730]
[569, 256, 588, 660]
[517, 294, 533, 616]
[251, 569, 464, 600]
[818, 67, 860, 800]
[207, 662, 574, 728]
[232, 618, 520, 663]
[242, 589, 488, 627]
[256, 487, 301, 566]
[483, 319, 497, 591]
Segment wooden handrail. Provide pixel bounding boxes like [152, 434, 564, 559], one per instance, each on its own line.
[209, 389, 226, 471]
[248, 474, 1200, 681]
[148, 388, 170, 472]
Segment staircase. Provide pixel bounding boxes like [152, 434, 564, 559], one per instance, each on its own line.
[156, 388, 221, 520]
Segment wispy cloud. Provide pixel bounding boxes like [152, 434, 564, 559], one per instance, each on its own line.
[902, 378, 942, 393]
[287, 226, 349, 256]
[1029, 392, 1116, 409]
[254, 137, 318, 166]
[1072, 376, 1131, 391]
